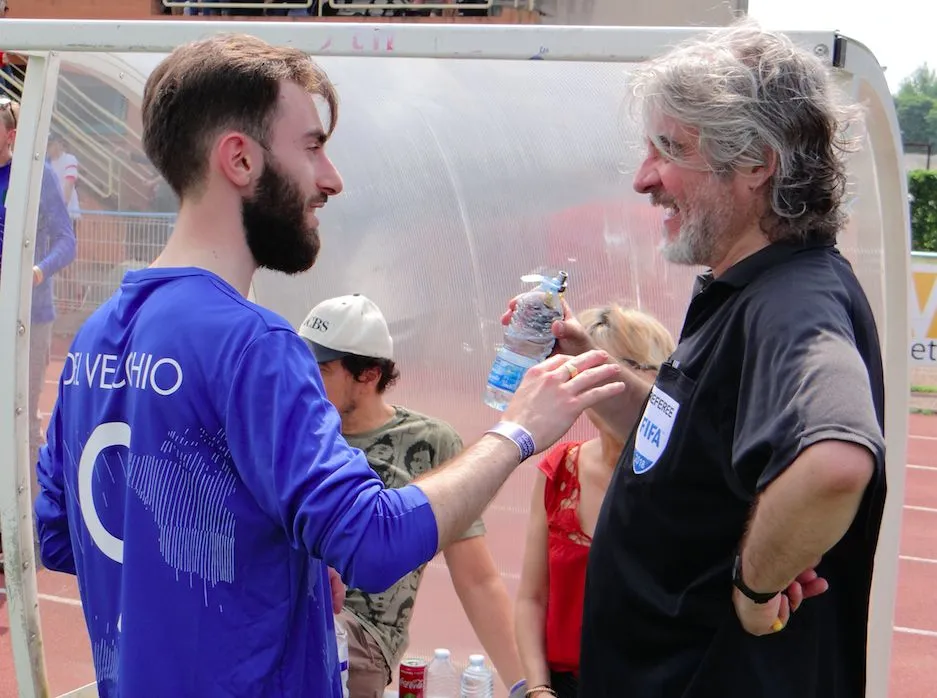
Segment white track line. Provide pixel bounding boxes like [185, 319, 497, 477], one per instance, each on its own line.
[909, 464, 937, 472]
[909, 434, 937, 442]
[0, 587, 82, 607]
[7, 587, 937, 639]
[905, 505, 937, 514]
[900, 555, 937, 565]
[895, 626, 937, 638]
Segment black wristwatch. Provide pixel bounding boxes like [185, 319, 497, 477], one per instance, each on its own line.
[732, 553, 780, 604]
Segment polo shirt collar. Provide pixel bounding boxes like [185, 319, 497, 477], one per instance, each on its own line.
[694, 240, 835, 294]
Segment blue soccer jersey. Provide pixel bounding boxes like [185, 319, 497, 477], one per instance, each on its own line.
[35, 267, 439, 697]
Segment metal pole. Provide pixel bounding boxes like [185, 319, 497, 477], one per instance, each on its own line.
[0, 49, 61, 698]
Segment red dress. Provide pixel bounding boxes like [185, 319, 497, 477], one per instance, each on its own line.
[537, 441, 591, 676]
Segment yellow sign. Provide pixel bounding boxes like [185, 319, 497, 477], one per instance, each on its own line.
[911, 253, 937, 364]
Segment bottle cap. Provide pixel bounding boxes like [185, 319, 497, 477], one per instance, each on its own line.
[541, 270, 568, 295]
[468, 653, 485, 665]
[434, 648, 451, 659]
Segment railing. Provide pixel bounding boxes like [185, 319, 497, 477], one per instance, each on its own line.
[49, 70, 121, 199]
[54, 210, 175, 315]
[53, 71, 154, 203]
[165, 0, 534, 16]
[0, 56, 23, 102]
[318, 0, 497, 16]
[162, 0, 315, 11]
[1, 54, 157, 209]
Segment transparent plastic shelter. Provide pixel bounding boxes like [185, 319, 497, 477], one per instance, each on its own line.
[0, 19, 910, 698]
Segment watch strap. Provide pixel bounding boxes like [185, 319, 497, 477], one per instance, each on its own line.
[732, 553, 780, 604]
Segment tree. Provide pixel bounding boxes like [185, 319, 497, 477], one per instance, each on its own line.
[909, 170, 937, 252]
[898, 63, 937, 100]
[896, 63, 937, 147]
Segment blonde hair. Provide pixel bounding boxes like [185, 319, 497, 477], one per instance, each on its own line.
[578, 304, 675, 371]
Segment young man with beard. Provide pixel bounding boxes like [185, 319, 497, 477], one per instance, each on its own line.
[506, 20, 887, 698]
[298, 294, 525, 697]
[32, 35, 625, 698]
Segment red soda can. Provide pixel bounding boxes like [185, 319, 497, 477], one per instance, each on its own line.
[399, 658, 428, 698]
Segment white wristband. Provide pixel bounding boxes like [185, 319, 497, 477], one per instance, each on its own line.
[485, 421, 537, 462]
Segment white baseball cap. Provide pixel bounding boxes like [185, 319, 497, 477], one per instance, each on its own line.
[298, 294, 394, 363]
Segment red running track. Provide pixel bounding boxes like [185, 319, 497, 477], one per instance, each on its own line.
[3, 378, 937, 697]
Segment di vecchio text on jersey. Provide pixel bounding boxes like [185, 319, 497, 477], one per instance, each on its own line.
[62, 351, 184, 396]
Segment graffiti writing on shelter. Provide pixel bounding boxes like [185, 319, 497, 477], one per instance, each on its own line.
[318, 31, 395, 53]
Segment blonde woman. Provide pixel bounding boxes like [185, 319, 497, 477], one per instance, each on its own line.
[515, 305, 676, 698]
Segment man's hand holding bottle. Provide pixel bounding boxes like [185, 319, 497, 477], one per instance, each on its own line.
[500, 296, 654, 443]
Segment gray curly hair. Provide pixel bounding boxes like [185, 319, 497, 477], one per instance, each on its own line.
[631, 19, 863, 244]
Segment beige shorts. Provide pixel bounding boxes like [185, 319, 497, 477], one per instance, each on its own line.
[339, 610, 392, 698]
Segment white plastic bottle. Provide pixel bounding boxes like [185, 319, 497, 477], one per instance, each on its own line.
[425, 647, 459, 697]
[460, 654, 494, 698]
[334, 617, 350, 698]
[484, 271, 569, 411]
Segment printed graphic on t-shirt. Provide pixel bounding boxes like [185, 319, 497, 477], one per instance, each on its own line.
[343, 407, 484, 669]
[633, 386, 680, 475]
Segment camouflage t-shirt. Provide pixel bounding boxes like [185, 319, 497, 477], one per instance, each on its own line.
[342, 406, 486, 673]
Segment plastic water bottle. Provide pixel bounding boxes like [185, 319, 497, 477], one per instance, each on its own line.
[484, 270, 569, 411]
[425, 648, 459, 697]
[460, 654, 494, 698]
[335, 617, 350, 698]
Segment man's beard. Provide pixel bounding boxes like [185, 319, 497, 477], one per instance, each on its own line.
[659, 208, 720, 267]
[653, 185, 732, 268]
[242, 153, 323, 275]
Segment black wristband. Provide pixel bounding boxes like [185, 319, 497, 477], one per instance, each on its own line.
[732, 553, 781, 604]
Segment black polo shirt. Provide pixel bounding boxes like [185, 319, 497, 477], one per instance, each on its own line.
[579, 241, 887, 698]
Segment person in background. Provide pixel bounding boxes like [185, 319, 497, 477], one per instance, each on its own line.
[299, 294, 525, 698]
[46, 132, 81, 226]
[46, 131, 84, 309]
[514, 304, 675, 698]
[0, 99, 76, 505]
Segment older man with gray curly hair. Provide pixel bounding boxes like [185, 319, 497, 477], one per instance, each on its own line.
[525, 18, 887, 698]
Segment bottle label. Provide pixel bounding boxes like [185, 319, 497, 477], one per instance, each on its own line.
[487, 348, 539, 394]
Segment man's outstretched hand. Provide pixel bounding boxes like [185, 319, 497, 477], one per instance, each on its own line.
[501, 296, 651, 443]
[501, 350, 626, 456]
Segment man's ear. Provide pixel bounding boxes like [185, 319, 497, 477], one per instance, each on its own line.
[740, 149, 778, 192]
[215, 132, 259, 190]
[354, 365, 382, 387]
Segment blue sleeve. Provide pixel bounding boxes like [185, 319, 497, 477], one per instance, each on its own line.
[225, 329, 440, 593]
[34, 395, 77, 574]
[35, 164, 76, 278]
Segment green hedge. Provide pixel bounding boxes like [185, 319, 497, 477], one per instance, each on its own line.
[910, 169, 937, 252]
